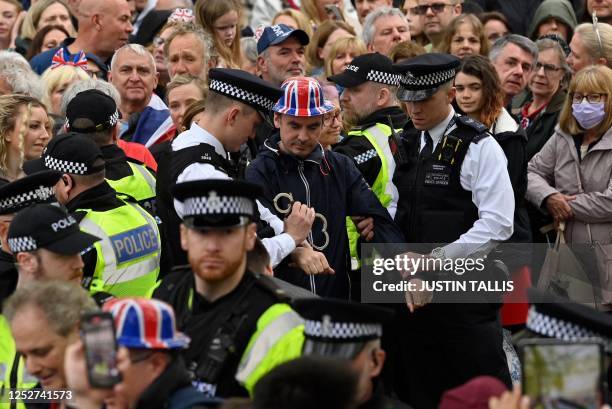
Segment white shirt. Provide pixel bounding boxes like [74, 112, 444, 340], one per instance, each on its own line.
[420, 108, 515, 259]
[172, 123, 295, 267]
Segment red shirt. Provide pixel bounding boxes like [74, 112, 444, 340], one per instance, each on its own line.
[117, 139, 158, 172]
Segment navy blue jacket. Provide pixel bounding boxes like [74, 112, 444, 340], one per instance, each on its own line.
[246, 134, 405, 299]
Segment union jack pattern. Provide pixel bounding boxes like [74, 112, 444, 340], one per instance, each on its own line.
[51, 48, 88, 72]
[273, 77, 335, 117]
[104, 298, 190, 350]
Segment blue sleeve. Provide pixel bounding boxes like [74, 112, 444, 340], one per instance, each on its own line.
[341, 154, 405, 243]
[29, 49, 55, 74]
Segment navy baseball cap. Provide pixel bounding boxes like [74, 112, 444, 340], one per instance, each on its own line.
[257, 24, 309, 55]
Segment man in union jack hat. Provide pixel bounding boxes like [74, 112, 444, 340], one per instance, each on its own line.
[101, 297, 220, 408]
[246, 76, 404, 299]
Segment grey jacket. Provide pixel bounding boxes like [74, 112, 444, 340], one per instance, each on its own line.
[527, 125, 612, 246]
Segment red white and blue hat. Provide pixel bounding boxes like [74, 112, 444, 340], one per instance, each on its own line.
[272, 77, 335, 117]
[104, 298, 190, 350]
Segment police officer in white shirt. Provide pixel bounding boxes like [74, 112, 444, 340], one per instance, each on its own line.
[388, 53, 514, 409]
[170, 68, 316, 269]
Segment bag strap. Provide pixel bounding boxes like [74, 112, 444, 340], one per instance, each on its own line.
[574, 162, 595, 245]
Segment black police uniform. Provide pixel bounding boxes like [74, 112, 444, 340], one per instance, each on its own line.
[153, 179, 292, 398]
[388, 55, 512, 409]
[0, 171, 62, 305]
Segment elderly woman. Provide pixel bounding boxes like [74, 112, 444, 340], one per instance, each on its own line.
[527, 65, 612, 307]
[519, 36, 572, 161]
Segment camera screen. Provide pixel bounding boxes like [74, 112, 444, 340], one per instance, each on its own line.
[83, 316, 120, 383]
[522, 342, 603, 409]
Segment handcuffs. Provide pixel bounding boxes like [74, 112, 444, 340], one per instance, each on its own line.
[273, 192, 329, 251]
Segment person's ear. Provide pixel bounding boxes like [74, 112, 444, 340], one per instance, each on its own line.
[370, 347, 386, 378]
[257, 55, 267, 74]
[367, 43, 375, 52]
[227, 106, 240, 125]
[378, 87, 390, 107]
[111, 124, 120, 144]
[180, 224, 189, 251]
[245, 223, 257, 251]
[16, 252, 38, 277]
[107, 71, 113, 83]
[148, 352, 169, 378]
[447, 86, 456, 104]
[454, 3, 462, 15]
[92, 13, 102, 31]
[273, 112, 282, 128]
[598, 57, 608, 66]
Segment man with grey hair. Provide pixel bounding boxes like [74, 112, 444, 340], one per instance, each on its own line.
[362, 7, 410, 56]
[109, 44, 174, 147]
[256, 24, 310, 87]
[30, 0, 133, 80]
[164, 24, 213, 82]
[490, 34, 538, 106]
[4, 281, 98, 391]
[414, 0, 462, 49]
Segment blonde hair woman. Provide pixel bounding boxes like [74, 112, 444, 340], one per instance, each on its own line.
[195, 0, 243, 68]
[0, 95, 51, 181]
[306, 20, 355, 75]
[41, 65, 89, 116]
[527, 65, 612, 307]
[20, 0, 74, 42]
[436, 14, 489, 59]
[324, 36, 366, 77]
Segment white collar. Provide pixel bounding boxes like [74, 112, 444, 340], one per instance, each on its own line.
[190, 122, 227, 157]
[425, 107, 455, 144]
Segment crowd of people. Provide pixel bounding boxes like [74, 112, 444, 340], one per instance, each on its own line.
[0, 0, 612, 408]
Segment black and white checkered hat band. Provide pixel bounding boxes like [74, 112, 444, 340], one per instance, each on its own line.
[401, 68, 456, 89]
[304, 319, 382, 340]
[526, 307, 602, 341]
[209, 79, 275, 111]
[184, 194, 254, 217]
[0, 185, 55, 210]
[44, 155, 88, 175]
[8, 236, 37, 252]
[366, 70, 401, 86]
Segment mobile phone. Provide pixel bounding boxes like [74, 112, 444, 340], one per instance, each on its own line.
[519, 339, 606, 409]
[81, 312, 122, 388]
[324, 4, 344, 21]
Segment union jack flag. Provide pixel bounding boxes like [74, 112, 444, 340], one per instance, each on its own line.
[168, 8, 195, 23]
[273, 77, 335, 117]
[50, 48, 88, 72]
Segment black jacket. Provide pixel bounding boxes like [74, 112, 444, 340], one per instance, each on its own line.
[519, 90, 567, 161]
[246, 134, 405, 298]
[154, 269, 288, 398]
[0, 249, 16, 308]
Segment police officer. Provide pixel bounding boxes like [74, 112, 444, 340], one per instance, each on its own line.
[154, 179, 304, 398]
[0, 171, 63, 403]
[390, 54, 515, 408]
[293, 297, 411, 409]
[0, 170, 61, 302]
[37, 133, 162, 298]
[64, 89, 158, 217]
[169, 68, 314, 270]
[8, 204, 100, 287]
[328, 53, 407, 272]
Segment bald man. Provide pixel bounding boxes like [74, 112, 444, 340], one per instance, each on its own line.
[30, 0, 133, 79]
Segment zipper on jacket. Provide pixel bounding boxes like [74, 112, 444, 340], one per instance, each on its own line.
[297, 161, 317, 294]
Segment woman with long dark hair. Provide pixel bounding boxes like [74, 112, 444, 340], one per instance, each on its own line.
[455, 55, 531, 330]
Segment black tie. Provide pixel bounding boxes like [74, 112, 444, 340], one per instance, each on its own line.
[420, 131, 433, 159]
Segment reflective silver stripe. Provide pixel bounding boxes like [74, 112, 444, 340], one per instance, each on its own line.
[235, 309, 303, 383]
[365, 124, 399, 219]
[130, 162, 156, 193]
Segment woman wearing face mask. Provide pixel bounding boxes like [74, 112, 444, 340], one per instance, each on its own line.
[527, 65, 612, 308]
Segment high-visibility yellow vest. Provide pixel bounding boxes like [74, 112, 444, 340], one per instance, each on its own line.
[235, 303, 304, 395]
[78, 200, 161, 298]
[346, 123, 400, 269]
[0, 316, 36, 409]
[107, 162, 157, 216]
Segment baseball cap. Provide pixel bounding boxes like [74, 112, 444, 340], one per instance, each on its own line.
[7, 204, 100, 255]
[257, 24, 309, 55]
[66, 90, 120, 133]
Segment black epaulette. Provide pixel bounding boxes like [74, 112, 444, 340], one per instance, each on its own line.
[455, 116, 491, 144]
[252, 273, 292, 302]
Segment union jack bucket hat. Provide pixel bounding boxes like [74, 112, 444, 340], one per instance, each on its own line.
[104, 298, 190, 350]
[272, 77, 335, 117]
